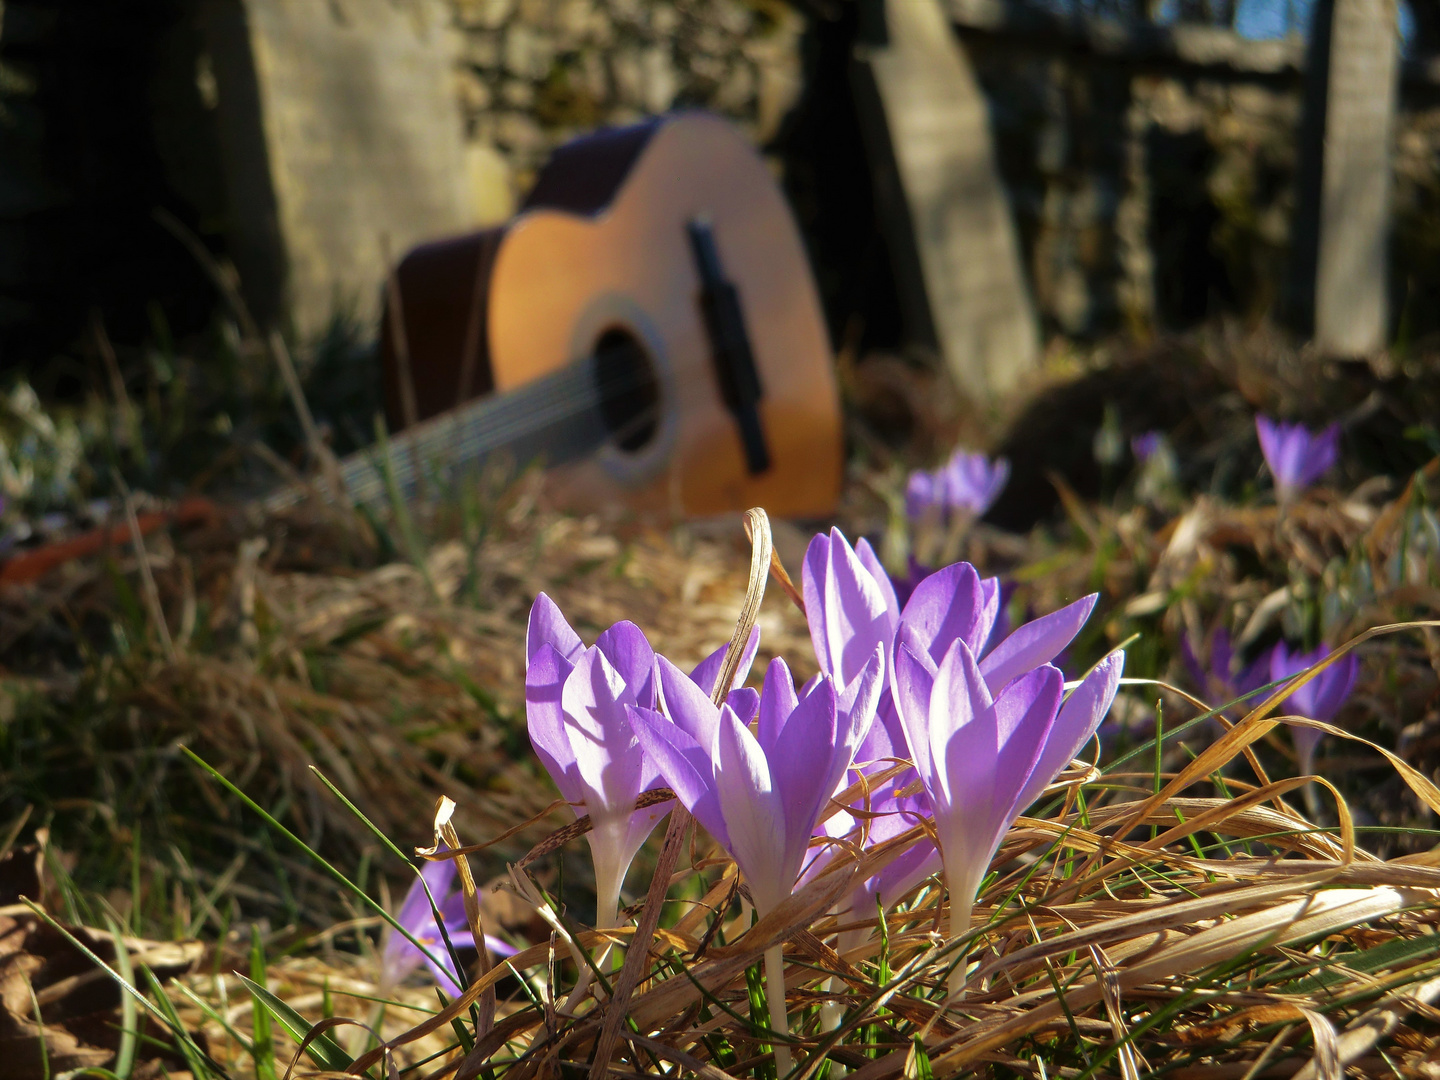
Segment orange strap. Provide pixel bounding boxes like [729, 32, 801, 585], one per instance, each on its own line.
[0, 497, 219, 586]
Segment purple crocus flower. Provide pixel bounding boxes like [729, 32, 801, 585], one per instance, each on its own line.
[802, 528, 1096, 782]
[1131, 431, 1162, 463]
[891, 639, 1122, 996]
[525, 595, 673, 932]
[1181, 628, 1271, 716]
[629, 653, 883, 1072]
[526, 595, 758, 931]
[381, 855, 517, 992]
[939, 450, 1010, 516]
[802, 531, 1103, 940]
[1256, 416, 1340, 504]
[905, 450, 1010, 523]
[896, 560, 1096, 697]
[630, 653, 882, 915]
[1270, 642, 1359, 777]
[905, 470, 942, 522]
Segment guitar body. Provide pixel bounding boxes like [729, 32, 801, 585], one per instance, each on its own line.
[381, 112, 842, 519]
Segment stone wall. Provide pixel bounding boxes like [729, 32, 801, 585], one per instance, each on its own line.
[967, 31, 1440, 342]
[445, 0, 805, 192]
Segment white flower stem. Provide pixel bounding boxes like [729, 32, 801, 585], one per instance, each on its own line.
[1298, 744, 1322, 821]
[821, 926, 865, 1078]
[946, 893, 974, 1002]
[764, 943, 793, 1077]
[820, 978, 846, 1078]
[562, 850, 624, 1012]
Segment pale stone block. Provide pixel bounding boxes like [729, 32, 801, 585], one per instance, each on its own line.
[501, 77, 535, 107]
[1314, 0, 1400, 356]
[651, 3, 680, 36]
[641, 45, 677, 114]
[201, 0, 478, 338]
[457, 67, 493, 111]
[861, 0, 1040, 402]
[465, 142, 515, 224]
[457, 0, 516, 29]
[611, 47, 645, 108]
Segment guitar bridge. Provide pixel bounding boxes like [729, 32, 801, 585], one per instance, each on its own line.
[686, 219, 772, 476]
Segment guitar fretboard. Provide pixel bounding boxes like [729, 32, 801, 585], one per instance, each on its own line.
[263, 358, 615, 513]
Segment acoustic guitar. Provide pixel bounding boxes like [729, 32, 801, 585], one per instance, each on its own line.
[0, 113, 841, 587]
[373, 109, 843, 519]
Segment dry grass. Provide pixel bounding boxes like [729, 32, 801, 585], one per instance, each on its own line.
[4, 336, 1440, 1077]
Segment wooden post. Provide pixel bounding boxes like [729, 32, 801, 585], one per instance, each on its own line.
[1313, 0, 1400, 355]
[855, 0, 1041, 405]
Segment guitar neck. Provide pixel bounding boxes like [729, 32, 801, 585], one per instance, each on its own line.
[264, 358, 610, 514]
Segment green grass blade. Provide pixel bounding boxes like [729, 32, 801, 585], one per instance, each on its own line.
[248, 927, 278, 1080]
[235, 973, 353, 1073]
[102, 915, 139, 1080]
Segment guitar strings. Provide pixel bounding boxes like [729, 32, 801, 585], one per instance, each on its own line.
[306, 359, 684, 508]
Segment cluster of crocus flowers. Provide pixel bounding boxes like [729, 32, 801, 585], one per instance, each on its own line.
[802, 533, 1121, 995]
[1256, 416, 1339, 506]
[903, 449, 1010, 579]
[521, 524, 1124, 1038]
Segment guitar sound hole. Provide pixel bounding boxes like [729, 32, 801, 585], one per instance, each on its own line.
[593, 327, 660, 453]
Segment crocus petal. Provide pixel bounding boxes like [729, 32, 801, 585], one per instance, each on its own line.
[1310, 652, 1358, 721]
[656, 654, 724, 749]
[420, 947, 463, 991]
[526, 643, 583, 806]
[726, 686, 760, 726]
[594, 621, 656, 707]
[628, 705, 729, 848]
[527, 593, 584, 663]
[897, 561, 995, 665]
[984, 669, 1067, 841]
[804, 528, 898, 689]
[562, 647, 645, 811]
[397, 856, 457, 932]
[1272, 643, 1314, 715]
[1300, 424, 1340, 488]
[485, 934, 519, 959]
[942, 451, 1009, 515]
[975, 576, 1005, 655]
[867, 839, 942, 910]
[929, 639, 995, 809]
[856, 537, 901, 626]
[769, 678, 840, 881]
[758, 656, 800, 752]
[854, 696, 907, 769]
[891, 642, 938, 787]
[1011, 654, 1120, 815]
[835, 644, 885, 759]
[979, 593, 1097, 693]
[906, 471, 939, 520]
[1258, 417, 1337, 498]
[689, 626, 762, 699]
[1256, 416, 1284, 482]
[713, 704, 788, 912]
[1211, 629, 1234, 692]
